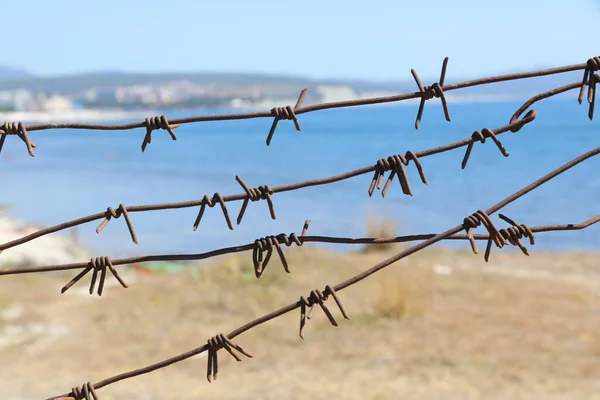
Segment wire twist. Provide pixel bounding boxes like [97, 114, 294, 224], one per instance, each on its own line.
[0, 121, 36, 157]
[68, 382, 99, 400]
[252, 219, 311, 278]
[411, 57, 451, 129]
[265, 88, 308, 146]
[61, 256, 128, 296]
[141, 115, 179, 152]
[298, 285, 350, 339]
[369, 151, 428, 197]
[206, 334, 253, 382]
[192, 193, 234, 231]
[463, 210, 506, 261]
[496, 213, 535, 256]
[463, 211, 535, 262]
[235, 175, 276, 225]
[96, 204, 138, 244]
[578, 56, 600, 120]
[461, 128, 509, 169]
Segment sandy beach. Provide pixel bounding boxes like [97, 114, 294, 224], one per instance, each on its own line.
[0, 232, 598, 399]
[0, 109, 154, 124]
[0, 212, 90, 268]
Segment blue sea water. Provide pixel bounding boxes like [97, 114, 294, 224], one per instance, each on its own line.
[1, 97, 599, 259]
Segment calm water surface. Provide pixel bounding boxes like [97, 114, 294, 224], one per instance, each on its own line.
[1, 98, 599, 258]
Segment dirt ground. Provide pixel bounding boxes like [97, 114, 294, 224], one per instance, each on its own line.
[0, 244, 599, 400]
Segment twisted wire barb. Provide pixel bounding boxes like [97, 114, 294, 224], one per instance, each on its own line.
[369, 150, 428, 197]
[1, 56, 597, 158]
[266, 89, 307, 145]
[141, 115, 179, 152]
[96, 204, 138, 244]
[461, 128, 509, 169]
[192, 193, 234, 231]
[235, 175, 276, 225]
[578, 57, 600, 120]
[60, 256, 128, 296]
[0, 110, 537, 253]
[45, 145, 600, 400]
[299, 285, 350, 339]
[0, 121, 36, 157]
[206, 334, 253, 382]
[411, 57, 451, 130]
[253, 220, 310, 278]
[463, 211, 534, 262]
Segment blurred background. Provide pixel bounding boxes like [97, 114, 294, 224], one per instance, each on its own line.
[0, 1, 599, 399]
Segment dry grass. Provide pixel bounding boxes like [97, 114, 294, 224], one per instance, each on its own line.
[362, 204, 399, 253]
[0, 245, 599, 399]
[372, 263, 435, 320]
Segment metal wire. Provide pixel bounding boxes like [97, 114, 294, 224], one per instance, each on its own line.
[44, 145, 600, 400]
[0, 56, 597, 158]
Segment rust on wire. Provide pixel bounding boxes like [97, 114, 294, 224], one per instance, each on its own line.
[461, 128, 509, 169]
[60, 256, 128, 296]
[141, 115, 179, 152]
[0, 111, 538, 253]
[463, 211, 534, 262]
[0, 121, 37, 157]
[252, 219, 310, 278]
[266, 88, 308, 145]
[96, 204, 138, 244]
[0, 57, 597, 159]
[369, 150, 428, 197]
[206, 334, 253, 382]
[497, 214, 535, 256]
[411, 57, 451, 130]
[578, 57, 600, 120]
[299, 285, 350, 339]
[66, 382, 99, 400]
[193, 193, 234, 231]
[235, 175, 276, 225]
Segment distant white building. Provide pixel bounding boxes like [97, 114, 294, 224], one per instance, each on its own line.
[316, 86, 357, 103]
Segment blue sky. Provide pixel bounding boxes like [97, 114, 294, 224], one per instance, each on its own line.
[2, 0, 599, 81]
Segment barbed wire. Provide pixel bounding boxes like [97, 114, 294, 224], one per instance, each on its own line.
[1, 215, 598, 297]
[44, 144, 600, 400]
[1, 56, 597, 158]
[0, 109, 538, 255]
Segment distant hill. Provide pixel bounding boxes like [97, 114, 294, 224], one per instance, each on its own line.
[0, 66, 584, 99]
[0, 66, 31, 81]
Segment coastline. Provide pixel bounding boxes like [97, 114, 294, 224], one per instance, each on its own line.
[0, 210, 91, 268]
[0, 93, 527, 124]
[0, 108, 156, 124]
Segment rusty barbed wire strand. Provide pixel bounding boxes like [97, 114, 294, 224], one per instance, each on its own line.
[0, 57, 597, 159]
[0, 110, 538, 255]
[3, 215, 598, 292]
[45, 145, 600, 400]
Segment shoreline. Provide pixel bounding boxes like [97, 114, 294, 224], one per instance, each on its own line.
[0, 108, 156, 124]
[0, 211, 91, 268]
[0, 94, 541, 124]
